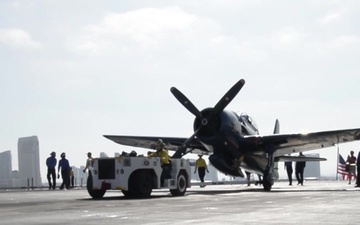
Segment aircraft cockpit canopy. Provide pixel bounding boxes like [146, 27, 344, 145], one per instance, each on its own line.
[236, 112, 259, 134]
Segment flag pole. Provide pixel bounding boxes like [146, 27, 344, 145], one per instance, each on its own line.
[336, 134, 339, 181]
[336, 143, 339, 181]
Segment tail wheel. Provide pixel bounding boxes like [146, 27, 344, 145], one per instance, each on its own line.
[87, 174, 106, 199]
[170, 171, 187, 196]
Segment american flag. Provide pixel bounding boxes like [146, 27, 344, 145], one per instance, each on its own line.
[337, 154, 348, 176]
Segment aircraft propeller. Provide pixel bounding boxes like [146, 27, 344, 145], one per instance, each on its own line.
[170, 87, 203, 118]
[171, 79, 245, 158]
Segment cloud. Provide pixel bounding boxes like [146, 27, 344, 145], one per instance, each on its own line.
[271, 28, 310, 46]
[68, 7, 218, 54]
[309, 35, 360, 54]
[66, 6, 271, 66]
[318, 12, 342, 25]
[0, 28, 41, 49]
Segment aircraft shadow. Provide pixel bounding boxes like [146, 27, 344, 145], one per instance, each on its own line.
[184, 186, 357, 195]
[78, 193, 177, 201]
[78, 186, 358, 201]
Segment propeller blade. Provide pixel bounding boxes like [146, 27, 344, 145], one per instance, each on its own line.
[172, 131, 199, 158]
[211, 79, 245, 116]
[170, 87, 202, 118]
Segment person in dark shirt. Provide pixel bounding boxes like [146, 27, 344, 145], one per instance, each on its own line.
[355, 151, 360, 188]
[245, 171, 251, 186]
[46, 151, 57, 190]
[57, 152, 70, 190]
[295, 152, 306, 186]
[284, 160, 293, 186]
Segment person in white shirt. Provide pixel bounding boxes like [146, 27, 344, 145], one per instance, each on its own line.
[83, 152, 93, 174]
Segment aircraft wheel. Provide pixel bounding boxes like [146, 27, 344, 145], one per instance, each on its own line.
[263, 183, 272, 191]
[87, 174, 106, 199]
[121, 190, 135, 198]
[262, 179, 272, 191]
[262, 170, 273, 191]
[170, 171, 187, 196]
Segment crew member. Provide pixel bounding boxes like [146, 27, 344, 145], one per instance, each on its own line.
[194, 154, 209, 188]
[83, 152, 93, 174]
[284, 159, 293, 186]
[346, 150, 357, 184]
[57, 152, 70, 190]
[355, 151, 360, 188]
[70, 167, 75, 188]
[295, 152, 306, 186]
[245, 171, 251, 186]
[46, 151, 57, 190]
[148, 139, 171, 185]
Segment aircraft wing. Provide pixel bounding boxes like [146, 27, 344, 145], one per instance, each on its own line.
[275, 155, 327, 162]
[251, 128, 360, 156]
[103, 135, 210, 155]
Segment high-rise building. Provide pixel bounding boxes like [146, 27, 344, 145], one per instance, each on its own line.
[303, 153, 321, 179]
[18, 136, 42, 187]
[0, 150, 12, 187]
[78, 166, 87, 187]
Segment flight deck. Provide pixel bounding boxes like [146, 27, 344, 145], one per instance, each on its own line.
[0, 180, 359, 225]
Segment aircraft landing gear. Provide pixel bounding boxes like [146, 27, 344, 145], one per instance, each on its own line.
[262, 170, 273, 191]
[263, 145, 275, 191]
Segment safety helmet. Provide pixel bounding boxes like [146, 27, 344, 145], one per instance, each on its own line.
[155, 139, 164, 150]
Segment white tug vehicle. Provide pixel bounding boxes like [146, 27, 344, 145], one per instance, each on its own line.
[87, 156, 191, 198]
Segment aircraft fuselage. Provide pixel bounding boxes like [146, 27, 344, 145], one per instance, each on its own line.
[194, 109, 268, 177]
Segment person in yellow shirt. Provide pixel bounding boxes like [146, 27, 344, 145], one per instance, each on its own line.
[69, 167, 74, 188]
[148, 139, 171, 185]
[194, 154, 209, 188]
[148, 139, 171, 165]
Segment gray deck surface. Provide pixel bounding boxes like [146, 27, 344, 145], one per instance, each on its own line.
[0, 181, 359, 225]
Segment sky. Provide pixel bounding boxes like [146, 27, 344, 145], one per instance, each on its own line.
[1, 0, 360, 182]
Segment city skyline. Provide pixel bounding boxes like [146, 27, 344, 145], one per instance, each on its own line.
[0, 136, 88, 187]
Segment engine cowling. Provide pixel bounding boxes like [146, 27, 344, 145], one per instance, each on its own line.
[209, 154, 244, 177]
[193, 108, 221, 138]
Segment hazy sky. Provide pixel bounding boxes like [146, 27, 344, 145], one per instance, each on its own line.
[1, 0, 360, 181]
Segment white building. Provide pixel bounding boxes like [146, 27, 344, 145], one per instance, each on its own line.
[100, 152, 109, 158]
[303, 153, 321, 179]
[18, 136, 42, 187]
[0, 150, 12, 187]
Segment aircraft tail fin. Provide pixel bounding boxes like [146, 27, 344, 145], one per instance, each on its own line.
[273, 119, 280, 134]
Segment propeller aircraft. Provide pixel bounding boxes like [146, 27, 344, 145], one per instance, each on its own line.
[104, 79, 360, 191]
